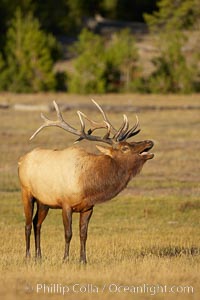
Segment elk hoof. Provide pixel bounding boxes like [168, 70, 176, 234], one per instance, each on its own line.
[79, 259, 87, 265]
[63, 256, 69, 263]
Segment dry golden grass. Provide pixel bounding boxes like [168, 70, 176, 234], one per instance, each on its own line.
[0, 93, 200, 300]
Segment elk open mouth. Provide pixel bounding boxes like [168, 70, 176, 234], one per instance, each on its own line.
[139, 142, 154, 160]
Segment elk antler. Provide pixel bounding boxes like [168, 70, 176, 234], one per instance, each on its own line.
[78, 100, 140, 142]
[30, 101, 114, 145]
[30, 100, 140, 144]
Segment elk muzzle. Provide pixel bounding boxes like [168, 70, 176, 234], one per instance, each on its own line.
[139, 140, 154, 160]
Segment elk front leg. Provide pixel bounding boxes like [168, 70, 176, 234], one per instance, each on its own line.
[33, 202, 49, 259]
[22, 189, 34, 259]
[79, 208, 93, 264]
[62, 207, 72, 262]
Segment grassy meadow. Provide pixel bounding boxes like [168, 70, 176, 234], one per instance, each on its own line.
[0, 93, 200, 300]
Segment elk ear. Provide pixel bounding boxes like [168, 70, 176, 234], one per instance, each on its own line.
[96, 145, 113, 157]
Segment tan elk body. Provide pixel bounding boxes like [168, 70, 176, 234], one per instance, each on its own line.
[18, 100, 154, 263]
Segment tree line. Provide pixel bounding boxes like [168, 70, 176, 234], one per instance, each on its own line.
[0, 0, 157, 40]
[0, 0, 200, 94]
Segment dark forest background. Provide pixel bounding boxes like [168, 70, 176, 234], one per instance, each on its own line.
[0, 0, 200, 94]
[0, 0, 157, 40]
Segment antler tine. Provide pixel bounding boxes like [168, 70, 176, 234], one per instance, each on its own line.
[30, 101, 82, 141]
[74, 111, 91, 143]
[91, 99, 117, 133]
[117, 114, 129, 141]
[74, 111, 102, 143]
[29, 113, 50, 140]
[76, 110, 113, 145]
[103, 121, 111, 139]
[122, 115, 140, 140]
[30, 110, 63, 140]
[113, 114, 129, 142]
[78, 111, 107, 132]
[53, 100, 64, 122]
[77, 111, 86, 135]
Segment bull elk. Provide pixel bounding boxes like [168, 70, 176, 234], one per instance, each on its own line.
[18, 100, 154, 264]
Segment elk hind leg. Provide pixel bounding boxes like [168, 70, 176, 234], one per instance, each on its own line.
[33, 202, 49, 259]
[79, 208, 93, 264]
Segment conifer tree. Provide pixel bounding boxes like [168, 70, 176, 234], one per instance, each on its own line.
[0, 9, 59, 92]
[68, 28, 139, 93]
[144, 0, 200, 31]
[144, 0, 200, 93]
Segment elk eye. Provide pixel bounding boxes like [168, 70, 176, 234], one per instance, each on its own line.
[121, 146, 130, 153]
